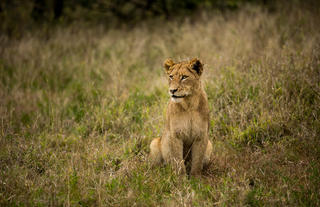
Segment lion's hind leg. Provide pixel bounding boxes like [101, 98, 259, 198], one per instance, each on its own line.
[150, 137, 163, 166]
[203, 140, 212, 166]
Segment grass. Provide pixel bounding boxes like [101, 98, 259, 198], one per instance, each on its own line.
[1, 4, 320, 207]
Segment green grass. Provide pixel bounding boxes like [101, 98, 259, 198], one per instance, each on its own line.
[1, 5, 320, 207]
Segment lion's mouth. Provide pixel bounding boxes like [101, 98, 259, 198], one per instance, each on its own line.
[171, 95, 186, 99]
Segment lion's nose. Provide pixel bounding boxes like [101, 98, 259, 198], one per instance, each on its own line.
[170, 89, 178, 94]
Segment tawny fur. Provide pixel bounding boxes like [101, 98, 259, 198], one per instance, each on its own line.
[150, 58, 212, 176]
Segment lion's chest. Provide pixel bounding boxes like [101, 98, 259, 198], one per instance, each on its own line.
[170, 111, 207, 144]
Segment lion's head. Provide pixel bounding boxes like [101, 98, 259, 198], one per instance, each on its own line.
[164, 58, 204, 103]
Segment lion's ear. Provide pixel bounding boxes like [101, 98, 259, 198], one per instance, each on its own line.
[164, 58, 175, 74]
[190, 58, 203, 76]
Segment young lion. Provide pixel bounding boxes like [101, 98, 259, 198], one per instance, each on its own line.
[150, 58, 212, 176]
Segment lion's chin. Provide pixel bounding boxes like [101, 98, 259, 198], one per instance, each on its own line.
[171, 96, 185, 103]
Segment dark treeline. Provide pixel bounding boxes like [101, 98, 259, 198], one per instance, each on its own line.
[0, 0, 318, 37]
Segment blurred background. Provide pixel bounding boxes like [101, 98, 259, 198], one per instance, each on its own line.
[1, 0, 319, 37]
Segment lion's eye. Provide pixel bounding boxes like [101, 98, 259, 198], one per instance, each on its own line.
[169, 75, 173, 80]
[181, 75, 188, 80]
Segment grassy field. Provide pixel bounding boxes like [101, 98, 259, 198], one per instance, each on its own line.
[1, 4, 320, 207]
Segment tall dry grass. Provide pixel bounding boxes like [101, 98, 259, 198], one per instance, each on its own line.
[1, 4, 320, 206]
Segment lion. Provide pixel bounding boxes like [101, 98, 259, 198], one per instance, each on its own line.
[149, 58, 212, 176]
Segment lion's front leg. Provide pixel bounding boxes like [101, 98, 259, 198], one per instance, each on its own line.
[162, 137, 186, 175]
[190, 137, 207, 176]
